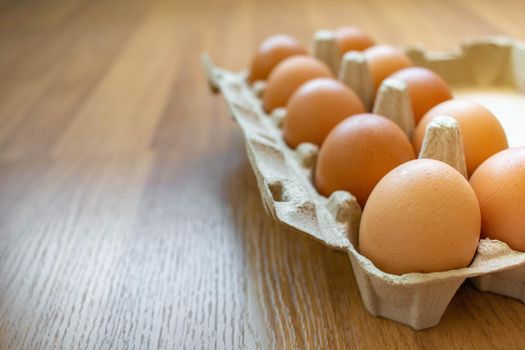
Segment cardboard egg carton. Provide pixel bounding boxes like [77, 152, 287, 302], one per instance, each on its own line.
[201, 35, 525, 330]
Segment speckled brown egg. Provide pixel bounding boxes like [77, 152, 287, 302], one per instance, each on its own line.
[334, 26, 375, 55]
[363, 45, 412, 91]
[283, 78, 365, 148]
[263, 55, 333, 112]
[314, 113, 415, 207]
[248, 34, 306, 82]
[413, 100, 508, 176]
[388, 67, 453, 124]
[359, 159, 481, 275]
[470, 147, 525, 252]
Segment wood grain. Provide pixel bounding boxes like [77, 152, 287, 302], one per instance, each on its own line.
[1, 0, 525, 348]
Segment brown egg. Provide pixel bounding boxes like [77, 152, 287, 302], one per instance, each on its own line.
[388, 67, 452, 124]
[263, 56, 333, 112]
[413, 100, 508, 176]
[248, 34, 306, 82]
[283, 78, 365, 148]
[334, 26, 375, 54]
[363, 45, 412, 91]
[315, 113, 415, 206]
[359, 159, 481, 275]
[470, 147, 525, 252]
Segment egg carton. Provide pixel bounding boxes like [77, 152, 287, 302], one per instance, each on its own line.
[201, 35, 525, 330]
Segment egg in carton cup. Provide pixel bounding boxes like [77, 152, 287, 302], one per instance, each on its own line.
[201, 34, 525, 330]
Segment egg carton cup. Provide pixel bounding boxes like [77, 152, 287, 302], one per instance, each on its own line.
[201, 35, 525, 330]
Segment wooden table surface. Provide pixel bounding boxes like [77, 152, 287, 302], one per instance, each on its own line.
[1, 0, 525, 348]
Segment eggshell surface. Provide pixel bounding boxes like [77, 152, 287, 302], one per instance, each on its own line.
[470, 147, 525, 252]
[249, 34, 306, 82]
[359, 159, 481, 275]
[413, 100, 508, 176]
[388, 67, 452, 124]
[363, 45, 412, 91]
[334, 26, 375, 54]
[315, 113, 415, 206]
[263, 56, 333, 112]
[283, 78, 365, 148]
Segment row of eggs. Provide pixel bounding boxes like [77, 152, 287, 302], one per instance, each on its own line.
[248, 28, 525, 275]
